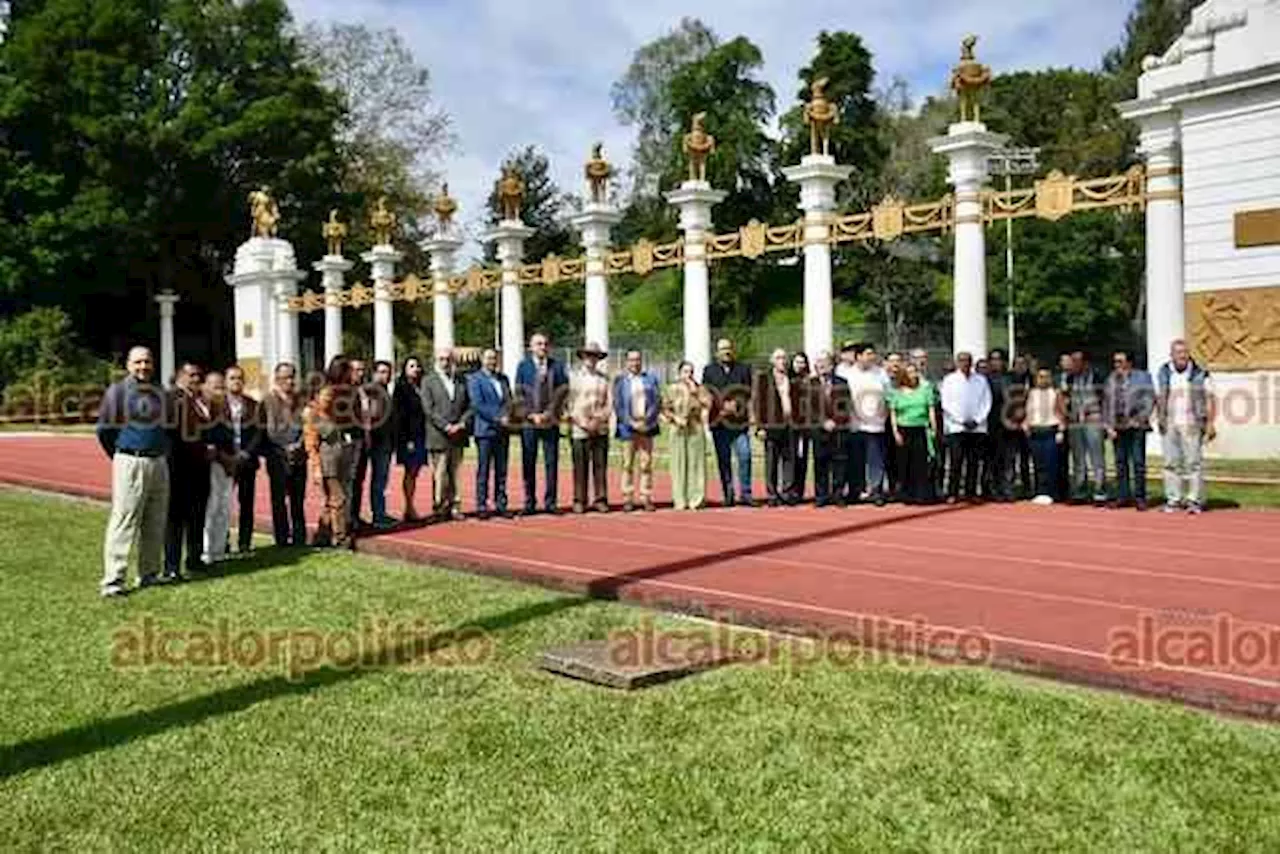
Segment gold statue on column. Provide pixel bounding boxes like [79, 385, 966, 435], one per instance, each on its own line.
[584, 143, 612, 204]
[321, 209, 347, 256]
[433, 182, 458, 229]
[683, 112, 716, 183]
[369, 197, 396, 245]
[804, 77, 839, 156]
[498, 167, 525, 221]
[248, 186, 279, 238]
[950, 35, 992, 123]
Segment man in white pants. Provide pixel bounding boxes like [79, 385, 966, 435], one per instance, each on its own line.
[201, 371, 237, 563]
[96, 347, 171, 597]
[1155, 339, 1216, 514]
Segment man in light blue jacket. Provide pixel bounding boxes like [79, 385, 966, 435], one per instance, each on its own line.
[613, 349, 662, 512]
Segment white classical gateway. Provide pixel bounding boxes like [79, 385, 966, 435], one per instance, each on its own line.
[214, 4, 1280, 458]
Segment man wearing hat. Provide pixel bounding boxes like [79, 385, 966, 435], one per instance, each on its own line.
[568, 341, 612, 513]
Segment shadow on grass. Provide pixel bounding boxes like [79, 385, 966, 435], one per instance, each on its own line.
[178, 545, 315, 585]
[0, 595, 591, 780]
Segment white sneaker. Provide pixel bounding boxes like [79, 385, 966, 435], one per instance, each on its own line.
[1162, 502, 1180, 513]
[1031, 495, 1053, 506]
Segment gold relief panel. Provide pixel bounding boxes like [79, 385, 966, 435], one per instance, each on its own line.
[871, 196, 905, 241]
[631, 239, 655, 276]
[238, 358, 264, 393]
[1034, 171, 1075, 222]
[1187, 286, 1280, 370]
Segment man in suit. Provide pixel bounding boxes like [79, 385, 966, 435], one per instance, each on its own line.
[347, 358, 371, 530]
[755, 347, 797, 506]
[514, 332, 568, 515]
[702, 337, 755, 507]
[808, 351, 851, 507]
[467, 348, 513, 519]
[422, 346, 471, 521]
[165, 361, 214, 580]
[225, 364, 263, 554]
[366, 360, 397, 527]
[613, 349, 661, 512]
[262, 362, 308, 546]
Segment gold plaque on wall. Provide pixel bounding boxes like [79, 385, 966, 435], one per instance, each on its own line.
[1235, 208, 1280, 248]
[1186, 286, 1280, 370]
[238, 357, 264, 394]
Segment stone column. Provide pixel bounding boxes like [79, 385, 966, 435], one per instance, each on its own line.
[154, 290, 179, 387]
[930, 121, 1008, 358]
[227, 236, 302, 393]
[362, 244, 402, 367]
[782, 155, 853, 359]
[666, 181, 727, 374]
[314, 255, 353, 366]
[571, 204, 622, 353]
[422, 233, 462, 352]
[1137, 109, 1185, 374]
[485, 220, 535, 380]
[273, 271, 304, 369]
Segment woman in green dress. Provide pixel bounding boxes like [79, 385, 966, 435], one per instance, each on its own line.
[888, 362, 938, 504]
[663, 361, 710, 510]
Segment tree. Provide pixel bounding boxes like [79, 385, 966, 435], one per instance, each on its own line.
[0, 0, 347, 366]
[1103, 0, 1203, 100]
[611, 17, 717, 189]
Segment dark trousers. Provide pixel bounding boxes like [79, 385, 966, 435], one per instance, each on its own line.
[1012, 429, 1032, 496]
[571, 434, 609, 508]
[946, 432, 983, 500]
[813, 430, 848, 504]
[349, 443, 369, 527]
[1029, 428, 1059, 499]
[885, 429, 899, 496]
[475, 435, 510, 512]
[265, 447, 307, 546]
[791, 431, 810, 501]
[984, 429, 1021, 500]
[711, 427, 752, 504]
[845, 431, 867, 500]
[1113, 428, 1148, 502]
[896, 426, 932, 503]
[763, 429, 794, 502]
[521, 427, 560, 511]
[165, 452, 210, 574]
[1056, 431, 1070, 499]
[234, 457, 258, 552]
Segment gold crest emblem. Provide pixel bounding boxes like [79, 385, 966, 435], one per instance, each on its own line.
[542, 254, 562, 285]
[872, 196, 905, 241]
[740, 219, 766, 258]
[400, 273, 422, 301]
[1035, 170, 1075, 221]
[632, 239, 655, 276]
[466, 266, 485, 294]
[349, 283, 373, 308]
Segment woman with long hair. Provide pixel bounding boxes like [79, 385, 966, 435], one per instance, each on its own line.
[789, 351, 813, 503]
[662, 360, 710, 511]
[303, 382, 354, 548]
[888, 362, 937, 504]
[393, 356, 427, 521]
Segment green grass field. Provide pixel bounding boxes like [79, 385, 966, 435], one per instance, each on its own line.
[2, 488, 1280, 850]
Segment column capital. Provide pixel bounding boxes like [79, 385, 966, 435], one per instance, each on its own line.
[361, 245, 404, 266]
[782, 155, 854, 214]
[571, 203, 623, 250]
[313, 256, 354, 276]
[666, 182, 727, 234]
[484, 220, 535, 267]
[930, 122, 1009, 191]
[154, 290, 180, 307]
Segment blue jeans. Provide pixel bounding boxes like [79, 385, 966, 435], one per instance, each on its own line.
[1029, 428, 1059, 499]
[1069, 424, 1106, 499]
[711, 428, 752, 503]
[864, 432, 887, 497]
[369, 445, 392, 520]
[476, 435, 510, 512]
[521, 428, 559, 510]
[846, 431, 886, 498]
[1112, 428, 1147, 502]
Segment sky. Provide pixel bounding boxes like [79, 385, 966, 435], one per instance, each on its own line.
[286, 0, 1136, 260]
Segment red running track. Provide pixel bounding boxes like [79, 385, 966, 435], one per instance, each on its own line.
[4, 434, 1280, 719]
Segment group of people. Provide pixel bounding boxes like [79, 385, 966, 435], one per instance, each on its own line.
[95, 333, 1216, 597]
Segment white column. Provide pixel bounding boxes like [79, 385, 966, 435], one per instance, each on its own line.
[314, 255, 353, 366]
[154, 291, 179, 386]
[485, 221, 535, 380]
[422, 234, 463, 351]
[273, 274, 303, 368]
[666, 181, 726, 374]
[931, 122, 1008, 358]
[1137, 111, 1185, 375]
[362, 245, 402, 367]
[571, 204, 622, 353]
[782, 155, 853, 358]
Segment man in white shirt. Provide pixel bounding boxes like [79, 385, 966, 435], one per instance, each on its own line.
[1155, 339, 1216, 514]
[838, 341, 890, 505]
[940, 351, 991, 503]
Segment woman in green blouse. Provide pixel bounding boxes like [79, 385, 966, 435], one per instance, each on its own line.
[663, 361, 710, 510]
[889, 362, 938, 504]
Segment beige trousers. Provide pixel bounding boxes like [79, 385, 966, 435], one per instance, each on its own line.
[433, 446, 463, 515]
[621, 435, 654, 501]
[102, 453, 170, 590]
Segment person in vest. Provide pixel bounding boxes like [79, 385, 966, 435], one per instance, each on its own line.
[304, 381, 354, 548]
[97, 346, 171, 597]
[614, 349, 662, 512]
[1155, 339, 1217, 514]
[515, 332, 569, 515]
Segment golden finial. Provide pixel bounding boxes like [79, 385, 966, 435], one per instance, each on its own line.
[803, 77, 839, 157]
[369, 197, 396, 246]
[248, 186, 279, 238]
[584, 142, 612, 204]
[950, 34, 992, 123]
[683, 112, 715, 183]
[498, 167, 525, 222]
[433, 182, 458, 229]
[321, 209, 347, 256]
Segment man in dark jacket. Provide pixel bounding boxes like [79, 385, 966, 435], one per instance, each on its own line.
[422, 347, 472, 520]
[809, 351, 851, 507]
[365, 360, 397, 527]
[165, 362, 214, 580]
[514, 332, 568, 515]
[755, 347, 798, 506]
[702, 337, 755, 507]
[467, 348, 514, 519]
[1065, 349, 1107, 505]
[1103, 348, 1155, 510]
[225, 363, 264, 553]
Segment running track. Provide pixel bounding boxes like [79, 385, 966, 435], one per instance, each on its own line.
[3, 434, 1279, 719]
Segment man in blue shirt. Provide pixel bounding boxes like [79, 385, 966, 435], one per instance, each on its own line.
[96, 346, 171, 597]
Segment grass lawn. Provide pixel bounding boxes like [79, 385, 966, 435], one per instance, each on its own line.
[3, 490, 1280, 850]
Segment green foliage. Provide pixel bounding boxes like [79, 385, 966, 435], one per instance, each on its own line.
[1103, 0, 1203, 100]
[0, 306, 116, 391]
